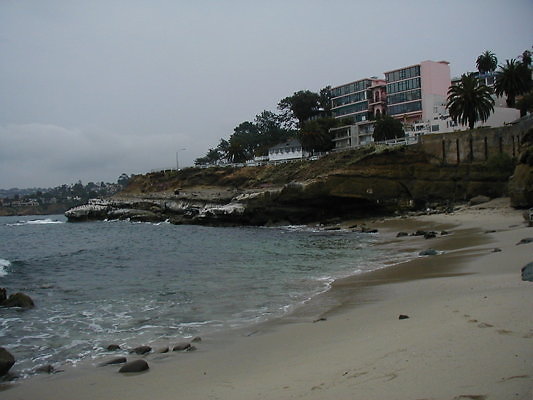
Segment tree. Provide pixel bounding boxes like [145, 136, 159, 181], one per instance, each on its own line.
[277, 90, 321, 128]
[516, 91, 533, 117]
[194, 148, 222, 166]
[447, 73, 495, 130]
[299, 117, 338, 152]
[476, 50, 498, 74]
[318, 86, 332, 117]
[372, 115, 405, 142]
[520, 49, 532, 67]
[117, 173, 131, 187]
[495, 59, 531, 107]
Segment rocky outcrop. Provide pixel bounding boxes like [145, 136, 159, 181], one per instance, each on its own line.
[509, 128, 533, 208]
[1, 291, 35, 309]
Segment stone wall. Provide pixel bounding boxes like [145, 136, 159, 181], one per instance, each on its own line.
[418, 116, 533, 164]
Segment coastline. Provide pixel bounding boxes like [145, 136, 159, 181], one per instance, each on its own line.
[2, 198, 532, 399]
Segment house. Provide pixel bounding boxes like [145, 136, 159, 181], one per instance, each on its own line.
[268, 139, 308, 162]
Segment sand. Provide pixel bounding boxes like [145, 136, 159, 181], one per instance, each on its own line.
[2, 198, 532, 399]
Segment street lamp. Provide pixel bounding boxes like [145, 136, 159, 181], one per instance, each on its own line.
[176, 148, 186, 170]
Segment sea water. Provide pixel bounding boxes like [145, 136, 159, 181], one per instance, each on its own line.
[0, 214, 401, 377]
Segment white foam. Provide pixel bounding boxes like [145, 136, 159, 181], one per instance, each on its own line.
[8, 218, 64, 226]
[0, 258, 11, 277]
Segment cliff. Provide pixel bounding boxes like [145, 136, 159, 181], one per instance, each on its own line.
[65, 143, 520, 226]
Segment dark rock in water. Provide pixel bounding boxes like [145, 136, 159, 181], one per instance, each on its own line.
[119, 359, 149, 373]
[419, 249, 438, 256]
[324, 226, 341, 231]
[361, 227, 378, 233]
[396, 232, 408, 237]
[412, 230, 427, 236]
[492, 248, 502, 253]
[157, 347, 169, 353]
[172, 342, 191, 351]
[0, 347, 15, 376]
[440, 230, 449, 236]
[34, 364, 55, 374]
[100, 357, 127, 366]
[521, 262, 533, 282]
[424, 231, 437, 239]
[0, 288, 6, 303]
[130, 345, 151, 355]
[469, 195, 491, 206]
[186, 345, 197, 352]
[191, 336, 202, 343]
[398, 314, 410, 320]
[106, 344, 121, 351]
[1, 292, 35, 309]
[516, 238, 533, 245]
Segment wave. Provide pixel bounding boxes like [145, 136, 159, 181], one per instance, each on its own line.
[7, 218, 64, 226]
[0, 258, 11, 277]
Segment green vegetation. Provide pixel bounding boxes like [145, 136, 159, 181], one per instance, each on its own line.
[485, 153, 516, 176]
[476, 50, 498, 74]
[447, 74, 495, 130]
[372, 115, 405, 142]
[495, 58, 532, 107]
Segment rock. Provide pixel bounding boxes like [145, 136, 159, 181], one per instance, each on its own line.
[34, 364, 55, 374]
[0, 288, 6, 303]
[187, 345, 197, 352]
[106, 344, 121, 351]
[157, 347, 169, 353]
[130, 345, 151, 355]
[492, 248, 502, 253]
[521, 262, 533, 282]
[191, 336, 202, 343]
[324, 226, 341, 231]
[118, 359, 149, 373]
[440, 230, 449, 235]
[516, 238, 533, 245]
[396, 232, 408, 237]
[172, 343, 191, 352]
[398, 314, 410, 320]
[100, 357, 127, 366]
[412, 230, 427, 236]
[361, 227, 378, 233]
[419, 249, 438, 256]
[1, 292, 35, 309]
[0, 347, 15, 376]
[424, 231, 437, 239]
[469, 195, 491, 206]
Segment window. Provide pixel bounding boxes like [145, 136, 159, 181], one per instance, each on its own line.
[388, 101, 422, 116]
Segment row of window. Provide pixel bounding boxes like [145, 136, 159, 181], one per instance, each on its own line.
[269, 147, 299, 154]
[385, 65, 420, 83]
[388, 101, 422, 116]
[331, 91, 368, 108]
[387, 89, 421, 106]
[332, 101, 369, 117]
[386, 77, 421, 94]
[331, 80, 371, 98]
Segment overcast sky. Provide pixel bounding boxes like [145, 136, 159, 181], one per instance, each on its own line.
[1, 0, 532, 189]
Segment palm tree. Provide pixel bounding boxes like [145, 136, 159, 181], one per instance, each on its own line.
[494, 59, 531, 107]
[447, 74, 495, 130]
[476, 50, 498, 74]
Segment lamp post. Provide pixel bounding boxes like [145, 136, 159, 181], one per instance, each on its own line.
[176, 148, 186, 170]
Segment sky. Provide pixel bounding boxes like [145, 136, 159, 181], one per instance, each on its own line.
[1, 0, 532, 189]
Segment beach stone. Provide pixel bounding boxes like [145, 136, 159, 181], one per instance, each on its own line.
[191, 336, 202, 343]
[106, 344, 121, 351]
[100, 357, 127, 366]
[469, 195, 490, 206]
[118, 359, 149, 373]
[1, 292, 35, 309]
[34, 364, 55, 374]
[521, 262, 533, 282]
[130, 345, 151, 355]
[424, 231, 437, 239]
[0, 347, 15, 376]
[157, 347, 169, 353]
[492, 248, 502, 253]
[172, 342, 191, 351]
[516, 238, 533, 245]
[398, 314, 410, 320]
[396, 232, 408, 237]
[419, 249, 438, 256]
[440, 230, 449, 235]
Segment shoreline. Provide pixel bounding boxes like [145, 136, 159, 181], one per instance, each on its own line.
[2, 198, 532, 399]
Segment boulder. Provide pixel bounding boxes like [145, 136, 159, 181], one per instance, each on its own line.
[516, 238, 533, 245]
[424, 231, 437, 239]
[1, 292, 35, 309]
[157, 347, 169, 353]
[521, 262, 533, 282]
[0, 288, 6, 303]
[100, 357, 127, 366]
[191, 336, 202, 343]
[469, 195, 491, 206]
[34, 364, 55, 374]
[492, 248, 502, 253]
[172, 342, 191, 351]
[396, 232, 408, 237]
[0, 347, 15, 376]
[119, 359, 149, 373]
[106, 344, 121, 351]
[419, 249, 438, 256]
[130, 345, 151, 355]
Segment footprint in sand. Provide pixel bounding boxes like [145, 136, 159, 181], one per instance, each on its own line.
[477, 322, 494, 328]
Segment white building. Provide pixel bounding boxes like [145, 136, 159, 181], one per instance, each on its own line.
[268, 139, 308, 162]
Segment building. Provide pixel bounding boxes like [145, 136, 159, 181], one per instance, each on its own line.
[268, 139, 308, 162]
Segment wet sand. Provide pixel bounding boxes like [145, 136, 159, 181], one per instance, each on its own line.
[2, 198, 532, 399]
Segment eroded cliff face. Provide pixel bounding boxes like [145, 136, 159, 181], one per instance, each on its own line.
[509, 129, 533, 208]
[65, 145, 514, 226]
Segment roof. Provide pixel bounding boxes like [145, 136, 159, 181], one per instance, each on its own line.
[269, 138, 302, 151]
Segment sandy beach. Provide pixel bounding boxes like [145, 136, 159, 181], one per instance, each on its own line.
[2, 198, 532, 400]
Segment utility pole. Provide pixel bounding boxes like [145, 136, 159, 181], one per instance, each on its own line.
[176, 148, 186, 170]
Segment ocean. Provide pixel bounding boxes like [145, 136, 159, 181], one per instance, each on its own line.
[0, 214, 403, 378]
